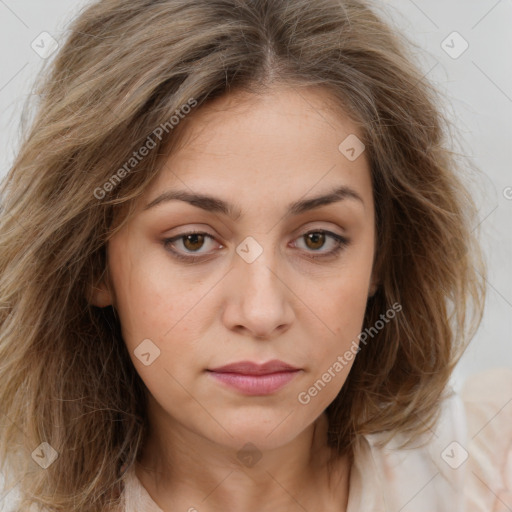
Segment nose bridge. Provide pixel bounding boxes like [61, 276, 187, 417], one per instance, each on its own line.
[236, 233, 282, 302]
[222, 233, 293, 337]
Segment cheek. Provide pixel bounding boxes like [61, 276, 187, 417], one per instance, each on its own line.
[107, 247, 202, 400]
[108, 239, 213, 367]
[305, 265, 371, 338]
[294, 283, 367, 412]
[301, 266, 371, 379]
[108, 238, 172, 344]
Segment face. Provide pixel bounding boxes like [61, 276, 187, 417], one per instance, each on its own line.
[93, 85, 377, 453]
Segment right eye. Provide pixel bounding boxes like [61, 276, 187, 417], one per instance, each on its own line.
[162, 231, 223, 262]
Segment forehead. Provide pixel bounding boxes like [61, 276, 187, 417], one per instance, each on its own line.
[140, 85, 373, 218]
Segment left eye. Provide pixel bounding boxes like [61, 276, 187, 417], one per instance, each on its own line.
[162, 229, 349, 262]
[292, 230, 347, 255]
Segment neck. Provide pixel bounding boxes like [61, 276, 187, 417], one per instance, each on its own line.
[135, 404, 351, 512]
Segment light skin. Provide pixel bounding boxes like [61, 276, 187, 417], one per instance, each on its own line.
[92, 84, 378, 512]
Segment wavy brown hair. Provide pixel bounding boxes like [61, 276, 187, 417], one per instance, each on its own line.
[0, 0, 486, 510]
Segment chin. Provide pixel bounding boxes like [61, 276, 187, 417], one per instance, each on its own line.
[204, 420, 307, 452]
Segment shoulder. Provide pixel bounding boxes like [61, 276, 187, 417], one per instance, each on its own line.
[0, 463, 21, 512]
[354, 386, 467, 512]
[461, 367, 512, 511]
[120, 465, 163, 512]
[349, 367, 512, 512]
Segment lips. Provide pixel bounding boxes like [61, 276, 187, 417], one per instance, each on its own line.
[207, 360, 302, 395]
[208, 360, 300, 375]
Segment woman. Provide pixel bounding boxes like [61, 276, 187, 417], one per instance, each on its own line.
[0, 0, 510, 511]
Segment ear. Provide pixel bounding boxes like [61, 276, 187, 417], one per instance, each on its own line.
[368, 269, 379, 298]
[88, 275, 114, 308]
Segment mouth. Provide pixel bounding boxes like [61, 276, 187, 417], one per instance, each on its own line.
[207, 360, 302, 395]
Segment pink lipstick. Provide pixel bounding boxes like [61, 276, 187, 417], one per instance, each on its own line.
[207, 360, 301, 395]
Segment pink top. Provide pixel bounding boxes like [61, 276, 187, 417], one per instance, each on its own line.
[120, 368, 512, 512]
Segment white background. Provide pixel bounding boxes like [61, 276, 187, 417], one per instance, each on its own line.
[0, 0, 511, 390]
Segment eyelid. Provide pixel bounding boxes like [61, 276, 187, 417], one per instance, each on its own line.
[162, 227, 350, 263]
[162, 231, 221, 263]
[290, 230, 349, 261]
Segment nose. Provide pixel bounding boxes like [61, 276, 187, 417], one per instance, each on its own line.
[221, 242, 295, 340]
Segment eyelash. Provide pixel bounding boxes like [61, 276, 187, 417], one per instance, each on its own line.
[162, 229, 350, 263]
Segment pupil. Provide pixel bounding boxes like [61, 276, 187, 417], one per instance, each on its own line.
[307, 232, 324, 250]
[184, 234, 204, 251]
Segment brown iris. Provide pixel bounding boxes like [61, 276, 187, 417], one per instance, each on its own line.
[304, 232, 326, 250]
[182, 234, 206, 252]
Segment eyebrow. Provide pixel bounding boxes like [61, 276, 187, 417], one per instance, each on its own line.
[143, 185, 364, 219]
